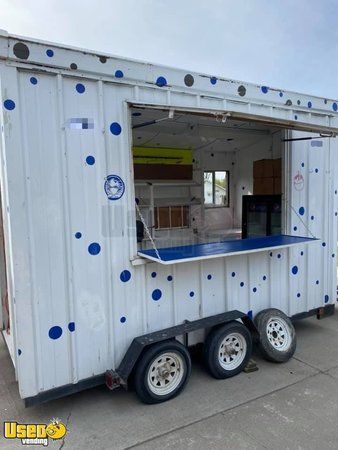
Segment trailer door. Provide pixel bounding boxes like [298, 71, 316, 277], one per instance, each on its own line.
[285, 131, 338, 311]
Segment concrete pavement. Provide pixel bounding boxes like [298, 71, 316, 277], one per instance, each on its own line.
[1, 313, 338, 449]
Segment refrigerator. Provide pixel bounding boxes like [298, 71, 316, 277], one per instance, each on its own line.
[242, 195, 282, 239]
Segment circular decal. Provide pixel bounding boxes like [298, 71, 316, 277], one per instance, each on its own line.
[104, 174, 125, 200]
[293, 171, 304, 191]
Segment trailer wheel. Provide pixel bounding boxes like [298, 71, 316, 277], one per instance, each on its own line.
[133, 340, 191, 404]
[254, 308, 296, 363]
[203, 321, 252, 379]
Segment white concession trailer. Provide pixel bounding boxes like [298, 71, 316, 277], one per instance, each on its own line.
[0, 30, 337, 405]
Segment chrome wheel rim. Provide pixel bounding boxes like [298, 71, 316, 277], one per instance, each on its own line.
[266, 317, 291, 351]
[147, 352, 185, 396]
[218, 332, 247, 370]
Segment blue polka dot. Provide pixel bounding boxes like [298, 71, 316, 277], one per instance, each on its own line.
[68, 322, 75, 332]
[18, 349, 22, 356]
[294, 115, 298, 120]
[240, 282, 244, 287]
[322, 242, 326, 247]
[152, 289, 162, 301]
[291, 265, 298, 275]
[30, 77, 37, 85]
[75, 232, 82, 239]
[88, 242, 101, 255]
[167, 275, 173, 281]
[120, 316, 126, 323]
[86, 155, 95, 165]
[297, 293, 301, 298]
[207, 274, 212, 280]
[335, 212, 338, 217]
[316, 280, 319, 285]
[299, 207, 305, 216]
[277, 254, 281, 259]
[301, 162, 305, 167]
[311, 215, 314, 220]
[332, 254, 335, 258]
[333, 102, 338, 112]
[270, 252, 273, 257]
[151, 272, 157, 278]
[189, 291, 195, 297]
[324, 295, 329, 303]
[115, 70, 124, 78]
[293, 226, 298, 231]
[231, 272, 236, 277]
[335, 190, 338, 195]
[120, 270, 131, 282]
[261, 86, 268, 94]
[49, 326, 62, 340]
[135, 197, 140, 205]
[279, 92, 283, 97]
[3, 99, 15, 110]
[308, 101, 312, 108]
[156, 76, 167, 87]
[210, 77, 217, 85]
[263, 275, 267, 281]
[76, 83, 85, 94]
[253, 287, 257, 293]
[46, 49, 54, 57]
[315, 168, 318, 173]
[110, 122, 122, 135]
[300, 251, 304, 256]
[247, 310, 253, 319]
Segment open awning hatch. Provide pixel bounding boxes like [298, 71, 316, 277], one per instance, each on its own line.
[138, 235, 318, 265]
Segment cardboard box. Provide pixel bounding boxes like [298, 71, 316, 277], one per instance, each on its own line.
[253, 177, 274, 195]
[273, 158, 282, 178]
[274, 177, 282, 194]
[253, 158, 282, 179]
[253, 159, 274, 178]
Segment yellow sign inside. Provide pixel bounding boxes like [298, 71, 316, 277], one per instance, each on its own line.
[133, 147, 192, 165]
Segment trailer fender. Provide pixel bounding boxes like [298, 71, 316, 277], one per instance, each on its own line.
[106, 310, 258, 388]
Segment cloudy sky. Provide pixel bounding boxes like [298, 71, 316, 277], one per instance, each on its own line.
[1, 0, 338, 98]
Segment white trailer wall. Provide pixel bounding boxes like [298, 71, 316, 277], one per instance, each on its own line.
[0, 34, 337, 400]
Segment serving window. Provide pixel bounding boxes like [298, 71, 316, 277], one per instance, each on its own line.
[131, 106, 312, 264]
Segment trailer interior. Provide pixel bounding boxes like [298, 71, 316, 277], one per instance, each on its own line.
[131, 107, 316, 264]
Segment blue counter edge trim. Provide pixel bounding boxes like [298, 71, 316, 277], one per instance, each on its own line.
[138, 234, 318, 263]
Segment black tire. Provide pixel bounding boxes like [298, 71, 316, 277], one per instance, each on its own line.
[133, 340, 191, 404]
[203, 321, 252, 379]
[254, 308, 296, 363]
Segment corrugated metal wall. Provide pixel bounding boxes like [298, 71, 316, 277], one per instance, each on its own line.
[1, 64, 337, 399]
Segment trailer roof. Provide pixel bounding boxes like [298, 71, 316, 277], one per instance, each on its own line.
[1, 30, 338, 133]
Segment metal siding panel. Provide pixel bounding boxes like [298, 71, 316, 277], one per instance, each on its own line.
[248, 252, 270, 313]
[18, 71, 72, 390]
[0, 65, 39, 397]
[174, 262, 200, 322]
[145, 263, 174, 333]
[201, 258, 227, 317]
[288, 131, 335, 314]
[225, 256, 249, 316]
[62, 77, 111, 379]
[268, 248, 289, 314]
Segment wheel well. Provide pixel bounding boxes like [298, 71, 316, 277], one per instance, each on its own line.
[116, 310, 258, 384]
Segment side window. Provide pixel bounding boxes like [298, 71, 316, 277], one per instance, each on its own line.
[204, 171, 229, 206]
